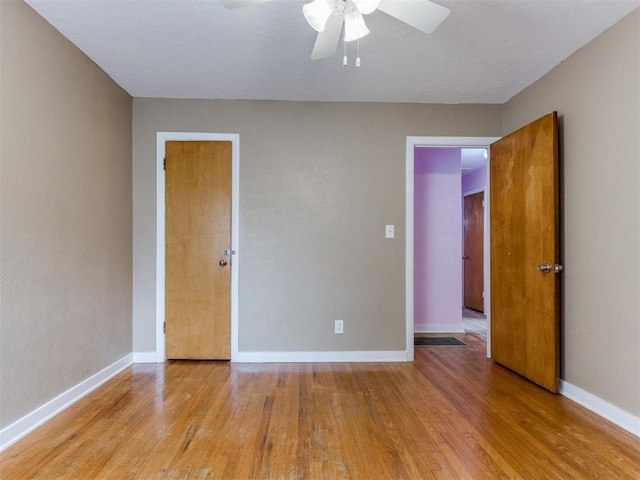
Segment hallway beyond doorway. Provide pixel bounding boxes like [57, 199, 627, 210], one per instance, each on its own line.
[463, 307, 487, 340]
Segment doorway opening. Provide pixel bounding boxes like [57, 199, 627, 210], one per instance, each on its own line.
[405, 136, 499, 361]
[462, 183, 488, 340]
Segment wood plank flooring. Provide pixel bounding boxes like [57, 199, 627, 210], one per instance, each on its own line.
[1, 331, 639, 479]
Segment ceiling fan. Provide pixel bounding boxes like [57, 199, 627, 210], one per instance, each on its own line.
[221, 0, 450, 60]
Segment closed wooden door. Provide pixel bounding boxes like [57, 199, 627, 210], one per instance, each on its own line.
[463, 191, 484, 312]
[490, 112, 560, 392]
[165, 141, 232, 360]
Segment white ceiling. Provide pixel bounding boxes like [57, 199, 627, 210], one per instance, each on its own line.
[26, 0, 639, 104]
[461, 148, 487, 174]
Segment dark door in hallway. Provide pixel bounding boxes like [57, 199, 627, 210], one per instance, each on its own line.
[463, 191, 484, 312]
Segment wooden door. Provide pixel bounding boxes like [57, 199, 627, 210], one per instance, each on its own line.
[490, 112, 560, 392]
[165, 141, 232, 360]
[463, 191, 484, 312]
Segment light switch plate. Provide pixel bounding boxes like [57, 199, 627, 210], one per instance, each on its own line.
[385, 225, 395, 239]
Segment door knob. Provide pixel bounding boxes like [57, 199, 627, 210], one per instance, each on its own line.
[219, 259, 227, 267]
[538, 263, 563, 274]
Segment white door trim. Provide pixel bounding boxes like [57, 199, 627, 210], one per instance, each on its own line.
[406, 137, 499, 360]
[156, 133, 240, 362]
[463, 186, 486, 196]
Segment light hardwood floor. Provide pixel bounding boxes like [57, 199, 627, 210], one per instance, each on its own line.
[2, 332, 639, 479]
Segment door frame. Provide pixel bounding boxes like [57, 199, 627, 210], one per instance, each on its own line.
[405, 136, 499, 360]
[462, 186, 488, 314]
[156, 132, 240, 362]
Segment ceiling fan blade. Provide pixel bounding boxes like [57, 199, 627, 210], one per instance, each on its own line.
[378, 0, 450, 34]
[220, 0, 271, 8]
[310, 14, 344, 60]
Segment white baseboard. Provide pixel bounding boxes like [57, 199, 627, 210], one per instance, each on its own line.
[414, 324, 465, 333]
[0, 354, 133, 452]
[234, 350, 409, 363]
[560, 380, 640, 438]
[133, 351, 157, 363]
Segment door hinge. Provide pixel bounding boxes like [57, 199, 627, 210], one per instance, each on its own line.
[482, 291, 485, 299]
[482, 200, 486, 208]
[163, 322, 166, 334]
[163, 158, 166, 170]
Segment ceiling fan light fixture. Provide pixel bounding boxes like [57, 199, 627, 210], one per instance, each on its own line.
[303, 0, 335, 32]
[352, 0, 381, 15]
[344, 9, 369, 41]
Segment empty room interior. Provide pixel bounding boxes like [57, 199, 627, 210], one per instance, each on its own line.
[1, 0, 639, 478]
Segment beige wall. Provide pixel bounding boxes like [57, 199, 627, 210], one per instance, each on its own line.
[503, 8, 640, 415]
[133, 100, 503, 353]
[0, 0, 133, 428]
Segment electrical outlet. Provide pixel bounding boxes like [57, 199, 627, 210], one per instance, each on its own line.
[334, 320, 344, 334]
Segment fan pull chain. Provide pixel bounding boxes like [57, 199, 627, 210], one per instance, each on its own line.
[343, 38, 348, 67]
[343, 9, 362, 68]
[356, 10, 361, 67]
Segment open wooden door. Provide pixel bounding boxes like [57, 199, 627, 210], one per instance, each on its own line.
[490, 112, 560, 392]
[165, 141, 232, 360]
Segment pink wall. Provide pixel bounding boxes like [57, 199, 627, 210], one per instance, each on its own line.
[414, 147, 463, 332]
[462, 166, 487, 194]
